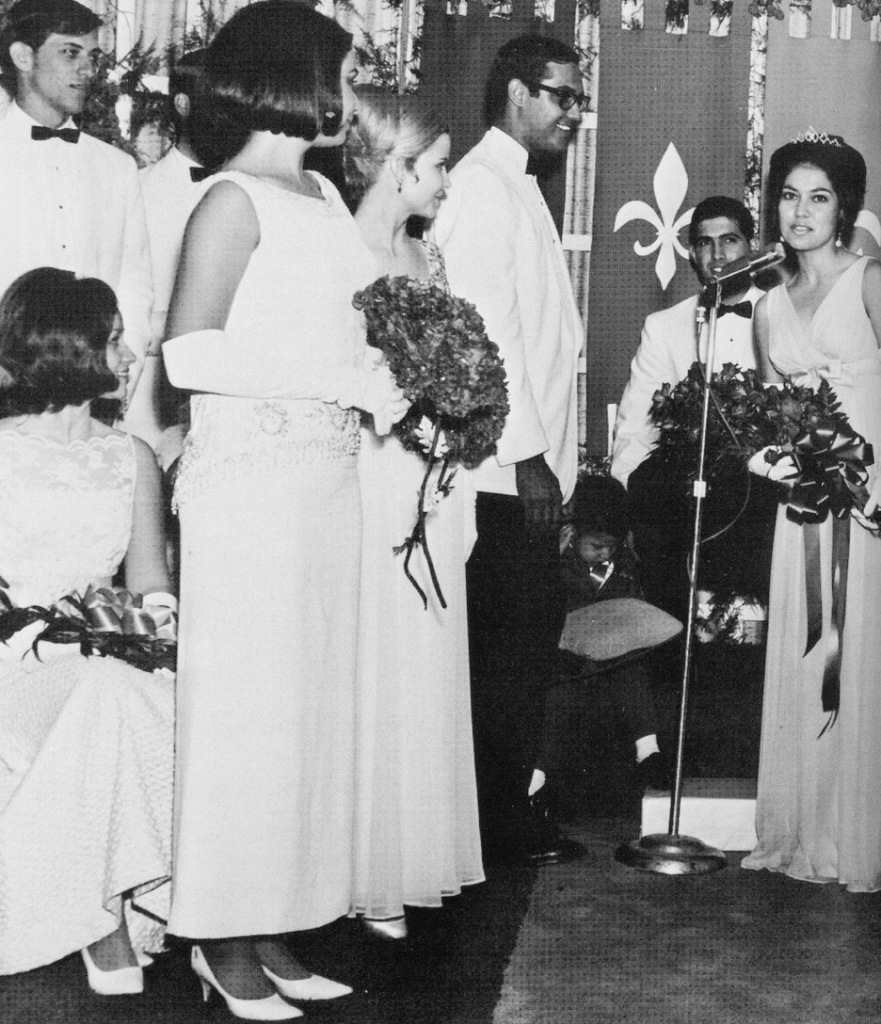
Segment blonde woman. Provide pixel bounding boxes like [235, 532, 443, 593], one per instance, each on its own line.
[345, 87, 484, 939]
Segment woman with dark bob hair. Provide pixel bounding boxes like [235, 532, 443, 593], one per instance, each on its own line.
[0, 268, 175, 991]
[743, 132, 881, 892]
[0, 269, 119, 413]
[162, 4, 407, 1018]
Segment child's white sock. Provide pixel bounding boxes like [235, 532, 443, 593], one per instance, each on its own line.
[527, 768, 546, 797]
[635, 734, 660, 764]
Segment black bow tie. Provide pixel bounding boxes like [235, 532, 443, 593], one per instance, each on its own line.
[31, 125, 80, 144]
[190, 166, 212, 182]
[717, 300, 753, 319]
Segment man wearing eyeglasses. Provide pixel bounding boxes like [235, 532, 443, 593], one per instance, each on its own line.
[435, 34, 585, 867]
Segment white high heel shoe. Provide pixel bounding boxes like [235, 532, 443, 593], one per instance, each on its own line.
[262, 963, 353, 1001]
[363, 915, 408, 940]
[191, 945, 303, 1021]
[80, 947, 144, 996]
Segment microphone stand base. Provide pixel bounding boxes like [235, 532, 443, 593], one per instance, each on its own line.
[615, 833, 727, 875]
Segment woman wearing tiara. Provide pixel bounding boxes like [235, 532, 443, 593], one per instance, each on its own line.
[742, 132, 881, 892]
[344, 86, 484, 938]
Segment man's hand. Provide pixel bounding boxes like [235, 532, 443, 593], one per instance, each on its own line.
[515, 455, 562, 537]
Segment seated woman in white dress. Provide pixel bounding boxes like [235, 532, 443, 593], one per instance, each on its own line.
[0, 268, 175, 994]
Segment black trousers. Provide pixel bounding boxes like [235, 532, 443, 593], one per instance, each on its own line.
[466, 493, 565, 855]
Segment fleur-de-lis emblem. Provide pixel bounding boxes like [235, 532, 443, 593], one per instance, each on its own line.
[614, 142, 694, 290]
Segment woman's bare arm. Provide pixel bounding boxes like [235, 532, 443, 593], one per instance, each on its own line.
[164, 180, 259, 340]
[124, 437, 172, 596]
[754, 293, 784, 383]
[863, 259, 881, 350]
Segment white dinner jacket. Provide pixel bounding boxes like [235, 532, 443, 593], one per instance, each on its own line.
[141, 145, 202, 346]
[434, 128, 583, 505]
[0, 102, 153, 363]
[611, 285, 762, 488]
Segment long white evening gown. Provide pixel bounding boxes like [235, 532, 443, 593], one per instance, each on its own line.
[352, 242, 484, 921]
[169, 171, 376, 937]
[742, 257, 881, 892]
[0, 429, 173, 974]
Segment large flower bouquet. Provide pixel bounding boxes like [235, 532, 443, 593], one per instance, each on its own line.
[353, 275, 509, 608]
[0, 581, 177, 675]
[649, 362, 874, 527]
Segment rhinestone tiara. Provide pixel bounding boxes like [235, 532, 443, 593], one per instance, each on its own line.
[791, 127, 841, 147]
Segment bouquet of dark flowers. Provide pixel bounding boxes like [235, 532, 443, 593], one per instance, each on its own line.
[353, 275, 509, 608]
[650, 362, 875, 528]
[0, 580, 177, 675]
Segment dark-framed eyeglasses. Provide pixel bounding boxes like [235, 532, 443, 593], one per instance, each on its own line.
[525, 81, 589, 113]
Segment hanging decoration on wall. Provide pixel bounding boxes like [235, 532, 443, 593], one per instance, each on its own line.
[613, 142, 694, 290]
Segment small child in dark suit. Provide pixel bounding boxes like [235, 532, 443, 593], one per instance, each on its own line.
[559, 474, 672, 791]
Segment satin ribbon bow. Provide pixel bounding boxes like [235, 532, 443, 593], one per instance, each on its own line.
[31, 125, 80, 144]
[793, 359, 852, 389]
[783, 424, 872, 527]
[68, 586, 177, 642]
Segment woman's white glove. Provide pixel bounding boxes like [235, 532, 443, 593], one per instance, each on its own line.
[747, 445, 798, 482]
[163, 330, 409, 432]
[340, 349, 410, 436]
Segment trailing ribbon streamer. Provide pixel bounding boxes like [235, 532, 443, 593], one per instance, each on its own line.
[784, 424, 872, 731]
[394, 421, 454, 610]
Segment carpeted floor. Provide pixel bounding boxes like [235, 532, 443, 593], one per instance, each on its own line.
[2, 640, 879, 1024]
[495, 818, 881, 1024]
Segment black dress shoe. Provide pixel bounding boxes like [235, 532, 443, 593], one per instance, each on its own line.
[526, 788, 587, 867]
[636, 751, 673, 792]
[528, 836, 587, 867]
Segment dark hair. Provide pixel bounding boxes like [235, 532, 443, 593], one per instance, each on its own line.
[189, 1, 352, 167]
[688, 195, 754, 249]
[484, 33, 581, 127]
[570, 474, 628, 544]
[765, 135, 866, 257]
[0, 267, 118, 416]
[0, 0, 102, 91]
[168, 48, 205, 139]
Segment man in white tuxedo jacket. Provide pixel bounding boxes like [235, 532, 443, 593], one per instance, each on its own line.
[435, 34, 584, 866]
[611, 195, 773, 620]
[0, 0, 155, 442]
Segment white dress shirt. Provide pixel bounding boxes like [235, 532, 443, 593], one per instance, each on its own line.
[140, 145, 202, 345]
[611, 285, 762, 488]
[0, 101, 153, 364]
[434, 128, 583, 505]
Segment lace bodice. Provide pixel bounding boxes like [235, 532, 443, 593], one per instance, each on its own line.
[0, 430, 135, 607]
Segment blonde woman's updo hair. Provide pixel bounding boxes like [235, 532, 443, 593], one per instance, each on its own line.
[344, 86, 449, 205]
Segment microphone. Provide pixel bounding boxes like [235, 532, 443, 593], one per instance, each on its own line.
[709, 243, 786, 285]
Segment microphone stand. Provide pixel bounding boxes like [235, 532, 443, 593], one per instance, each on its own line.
[616, 280, 727, 875]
